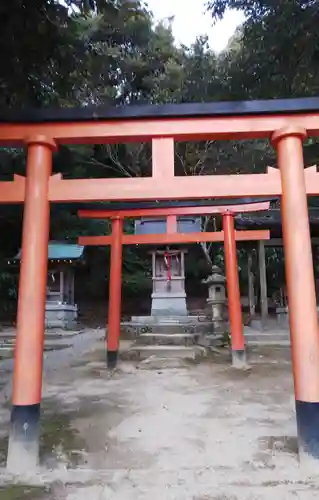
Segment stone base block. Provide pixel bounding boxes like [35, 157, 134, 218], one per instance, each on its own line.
[121, 317, 213, 339]
[151, 292, 187, 316]
[45, 302, 78, 329]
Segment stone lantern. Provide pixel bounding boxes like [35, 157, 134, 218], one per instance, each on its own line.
[203, 265, 227, 334]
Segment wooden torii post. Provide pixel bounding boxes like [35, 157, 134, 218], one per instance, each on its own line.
[78, 202, 271, 369]
[0, 98, 319, 470]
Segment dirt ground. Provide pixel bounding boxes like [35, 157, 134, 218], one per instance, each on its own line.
[0, 329, 319, 499]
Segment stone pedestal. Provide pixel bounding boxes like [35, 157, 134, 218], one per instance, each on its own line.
[45, 267, 78, 329]
[151, 293, 187, 316]
[45, 302, 78, 329]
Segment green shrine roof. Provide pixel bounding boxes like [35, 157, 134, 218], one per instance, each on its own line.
[13, 241, 84, 261]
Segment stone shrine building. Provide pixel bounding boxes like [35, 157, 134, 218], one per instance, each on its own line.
[150, 249, 187, 316]
[135, 216, 201, 317]
[11, 241, 84, 328]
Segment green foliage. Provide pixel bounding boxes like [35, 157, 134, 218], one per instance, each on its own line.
[207, 0, 319, 175]
[208, 0, 319, 100]
[0, 1, 81, 107]
[207, 0, 315, 23]
[121, 246, 151, 295]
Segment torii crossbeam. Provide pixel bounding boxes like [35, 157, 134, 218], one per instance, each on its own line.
[1, 97, 319, 471]
[0, 165, 318, 203]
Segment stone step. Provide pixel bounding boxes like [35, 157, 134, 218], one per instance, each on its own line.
[245, 332, 290, 341]
[250, 318, 286, 331]
[0, 330, 81, 340]
[0, 339, 72, 350]
[136, 333, 197, 346]
[247, 340, 290, 346]
[127, 344, 207, 361]
[0, 333, 16, 339]
[245, 331, 290, 346]
[130, 324, 212, 335]
[198, 334, 225, 348]
[137, 357, 190, 370]
[130, 316, 207, 325]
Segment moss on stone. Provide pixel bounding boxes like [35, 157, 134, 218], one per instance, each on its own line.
[0, 485, 49, 500]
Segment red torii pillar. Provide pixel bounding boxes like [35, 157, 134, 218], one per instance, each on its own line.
[107, 217, 123, 369]
[223, 212, 246, 368]
[272, 127, 319, 468]
[7, 136, 55, 472]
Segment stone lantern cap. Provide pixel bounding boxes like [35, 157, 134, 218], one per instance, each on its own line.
[202, 266, 226, 285]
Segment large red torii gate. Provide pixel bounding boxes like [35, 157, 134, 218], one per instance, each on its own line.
[78, 202, 271, 369]
[0, 97, 319, 471]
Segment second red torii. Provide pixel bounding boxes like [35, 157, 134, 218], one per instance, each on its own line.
[78, 201, 270, 246]
[78, 201, 270, 370]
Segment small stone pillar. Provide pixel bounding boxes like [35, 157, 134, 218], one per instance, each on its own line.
[203, 266, 227, 334]
[151, 249, 188, 316]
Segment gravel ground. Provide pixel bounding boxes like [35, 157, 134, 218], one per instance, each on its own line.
[0, 331, 318, 499]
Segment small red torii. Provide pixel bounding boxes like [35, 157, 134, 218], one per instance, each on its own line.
[78, 201, 271, 370]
